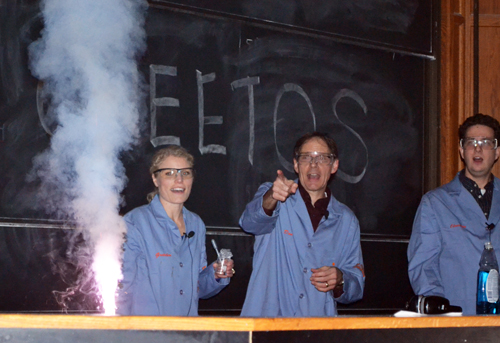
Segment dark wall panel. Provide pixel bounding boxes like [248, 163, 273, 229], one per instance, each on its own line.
[151, 0, 435, 55]
[1, 3, 425, 237]
[0, 0, 430, 314]
[0, 222, 413, 314]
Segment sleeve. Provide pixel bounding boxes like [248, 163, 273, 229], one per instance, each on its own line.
[115, 217, 143, 315]
[239, 182, 281, 235]
[196, 221, 229, 299]
[334, 213, 365, 304]
[407, 194, 445, 297]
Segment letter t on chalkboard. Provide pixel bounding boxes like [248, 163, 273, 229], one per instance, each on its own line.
[231, 76, 260, 165]
[150, 64, 180, 147]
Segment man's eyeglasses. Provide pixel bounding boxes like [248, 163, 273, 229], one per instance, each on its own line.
[153, 168, 194, 179]
[296, 153, 335, 165]
[460, 138, 498, 150]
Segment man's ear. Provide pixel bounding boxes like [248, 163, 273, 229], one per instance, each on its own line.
[459, 146, 465, 161]
[293, 159, 299, 174]
[331, 159, 339, 175]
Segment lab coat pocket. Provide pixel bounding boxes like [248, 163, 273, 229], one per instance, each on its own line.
[441, 225, 471, 251]
[136, 254, 157, 282]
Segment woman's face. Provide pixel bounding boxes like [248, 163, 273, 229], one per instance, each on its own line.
[152, 155, 193, 207]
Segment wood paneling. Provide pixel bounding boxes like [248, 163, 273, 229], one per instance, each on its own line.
[480, 1, 500, 14]
[440, 0, 469, 184]
[478, 27, 500, 116]
[478, 9, 500, 177]
[441, 0, 500, 184]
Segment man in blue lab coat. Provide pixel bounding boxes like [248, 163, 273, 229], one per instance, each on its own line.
[239, 132, 365, 317]
[408, 113, 500, 315]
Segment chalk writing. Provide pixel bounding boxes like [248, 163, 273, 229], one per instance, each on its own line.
[197, 70, 226, 155]
[273, 83, 317, 173]
[36, 81, 54, 136]
[150, 64, 180, 147]
[231, 76, 260, 165]
[36, 64, 370, 185]
[332, 89, 368, 184]
[36, 65, 372, 184]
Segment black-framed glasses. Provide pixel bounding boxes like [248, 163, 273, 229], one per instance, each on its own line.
[296, 152, 335, 165]
[460, 138, 498, 150]
[153, 168, 194, 179]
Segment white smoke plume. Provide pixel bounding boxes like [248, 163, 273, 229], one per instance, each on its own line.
[29, 0, 147, 314]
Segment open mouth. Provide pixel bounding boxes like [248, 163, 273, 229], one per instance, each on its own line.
[307, 173, 321, 180]
[171, 187, 185, 194]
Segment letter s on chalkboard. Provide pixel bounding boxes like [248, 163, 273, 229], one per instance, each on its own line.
[332, 89, 368, 184]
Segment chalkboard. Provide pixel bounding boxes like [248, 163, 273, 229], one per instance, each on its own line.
[0, 0, 430, 313]
[150, 0, 435, 56]
[0, 1, 425, 237]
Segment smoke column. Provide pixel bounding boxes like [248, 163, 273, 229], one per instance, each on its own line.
[29, 0, 146, 314]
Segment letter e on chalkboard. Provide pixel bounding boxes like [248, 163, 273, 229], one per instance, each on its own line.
[196, 70, 226, 155]
[150, 64, 180, 147]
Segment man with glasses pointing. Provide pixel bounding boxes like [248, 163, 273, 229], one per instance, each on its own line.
[239, 132, 365, 317]
[408, 113, 500, 315]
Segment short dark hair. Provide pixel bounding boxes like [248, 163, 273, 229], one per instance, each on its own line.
[293, 132, 338, 159]
[458, 113, 500, 141]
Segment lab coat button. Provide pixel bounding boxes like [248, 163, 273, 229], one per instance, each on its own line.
[180, 290, 184, 295]
[180, 262, 183, 267]
[299, 294, 304, 299]
[308, 243, 312, 248]
[303, 268, 307, 273]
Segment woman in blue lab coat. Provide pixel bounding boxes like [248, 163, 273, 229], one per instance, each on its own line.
[116, 145, 233, 315]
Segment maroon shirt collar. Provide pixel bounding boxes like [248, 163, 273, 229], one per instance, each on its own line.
[298, 182, 331, 232]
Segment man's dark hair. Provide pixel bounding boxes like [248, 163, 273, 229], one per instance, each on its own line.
[293, 132, 338, 158]
[458, 113, 500, 141]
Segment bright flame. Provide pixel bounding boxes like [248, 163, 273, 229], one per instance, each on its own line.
[93, 232, 124, 315]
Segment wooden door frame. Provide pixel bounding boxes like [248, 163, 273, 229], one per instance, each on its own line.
[440, 0, 475, 185]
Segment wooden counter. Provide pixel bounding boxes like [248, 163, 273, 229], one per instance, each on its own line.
[0, 314, 499, 343]
[0, 314, 498, 331]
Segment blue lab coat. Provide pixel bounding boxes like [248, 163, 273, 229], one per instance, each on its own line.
[408, 173, 500, 315]
[116, 195, 228, 316]
[239, 182, 365, 317]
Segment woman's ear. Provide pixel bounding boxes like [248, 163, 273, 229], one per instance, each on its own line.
[152, 173, 159, 188]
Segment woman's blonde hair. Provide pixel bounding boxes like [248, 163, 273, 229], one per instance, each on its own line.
[147, 145, 194, 203]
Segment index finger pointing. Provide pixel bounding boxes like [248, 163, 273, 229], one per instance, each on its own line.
[276, 169, 287, 181]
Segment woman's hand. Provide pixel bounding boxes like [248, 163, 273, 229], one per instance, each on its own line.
[213, 259, 235, 279]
